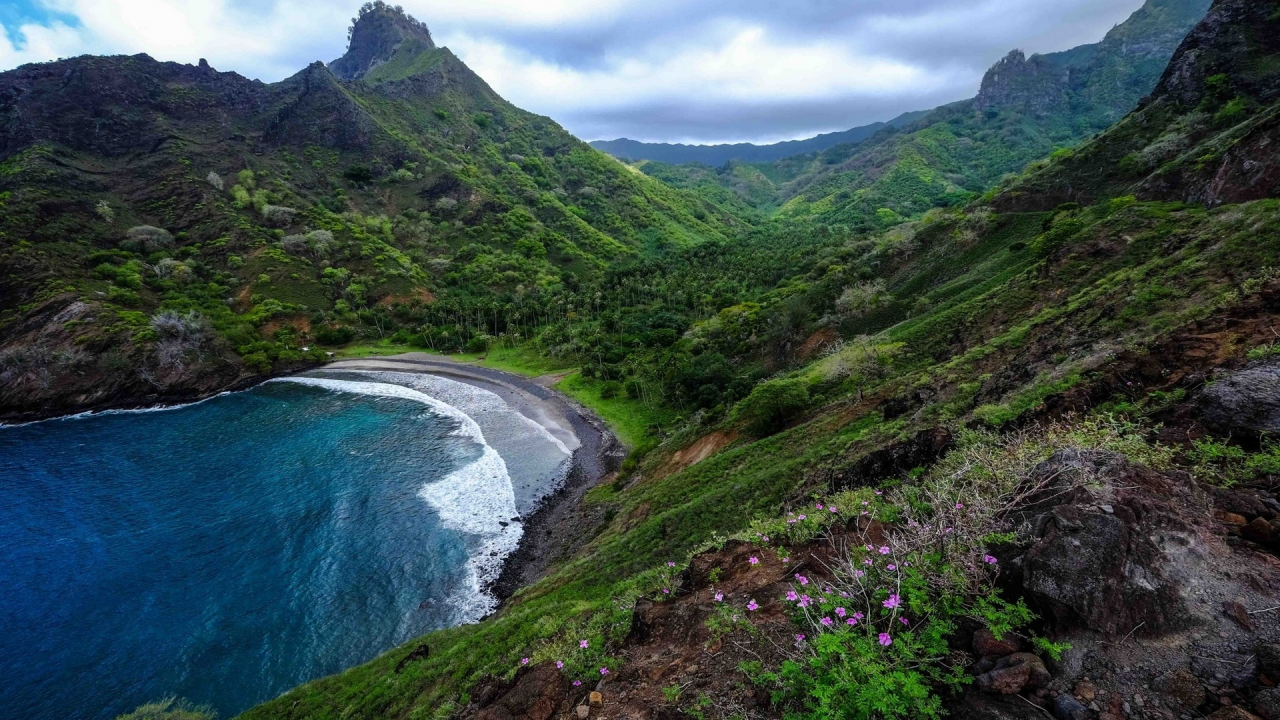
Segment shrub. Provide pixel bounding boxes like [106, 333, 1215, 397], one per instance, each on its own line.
[836, 281, 890, 319]
[342, 165, 373, 184]
[122, 225, 174, 253]
[734, 376, 811, 435]
[96, 200, 115, 224]
[107, 285, 142, 307]
[315, 326, 357, 345]
[205, 171, 224, 191]
[465, 334, 492, 354]
[261, 205, 297, 227]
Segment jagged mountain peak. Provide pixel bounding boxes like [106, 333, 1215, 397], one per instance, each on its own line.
[328, 1, 435, 81]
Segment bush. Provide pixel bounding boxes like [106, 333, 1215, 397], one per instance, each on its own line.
[315, 326, 356, 345]
[343, 165, 373, 184]
[734, 376, 811, 435]
[122, 225, 174, 253]
[205, 171, 224, 191]
[465, 334, 492, 354]
[261, 205, 297, 227]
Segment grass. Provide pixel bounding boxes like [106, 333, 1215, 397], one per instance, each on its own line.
[554, 371, 675, 449]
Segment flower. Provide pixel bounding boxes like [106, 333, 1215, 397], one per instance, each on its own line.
[747, 600, 759, 611]
[878, 633, 893, 646]
[521, 658, 529, 665]
[875, 490, 883, 495]
[887, 564, 897, 571]
[861, 501, 869, 507]
[984, 555, 998, 565]
[829, 505, 838, 513]
[820, 617, 834, 626]
[854, 570, 865, 578]
[847, 618, 858, 626]
[749, 556, 759, 565]
[798, 514, 807, 520]
[580, 640, 589, 649]
[795, 633, 806, 642]
[556, 661, 564, 669]
[795, 574, 809, 585]
[667, 561, 676, 567]
[761, 536, 769, 542]
[715, 592, 724, 602]
[853, 612, 864, 620]
[835, 607, 846, 617]
[600, 667, 609, 675]
[900, 617, 910, 625]
[955, 502, 964, 509]
[798, 595, 811, 608]
[662, 588, 669, 594]
[816, 503, 824, 510]
[863, 558, 873, 566]
[878, 546, 891, 555]
[882, 594, 901, 609]
[574, 680, 582, 687]
[781, 557, 790, 562]
[864, 544, 873, 551]
[786, 590, 798, 601]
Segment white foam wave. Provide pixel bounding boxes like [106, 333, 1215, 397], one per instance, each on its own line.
[270, 376, 520, 620]
[0, 392, 234, 429]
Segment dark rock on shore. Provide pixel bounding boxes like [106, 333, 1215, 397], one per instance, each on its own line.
[1201, 361, 1280, 435]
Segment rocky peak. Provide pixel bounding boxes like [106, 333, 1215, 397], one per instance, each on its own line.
[975, 50, 1069, 114]
[1149, 0, 1280, 107]
[328, 1, 435, 81]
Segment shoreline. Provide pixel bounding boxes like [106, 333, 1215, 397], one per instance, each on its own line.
[320, 354, 625, 602]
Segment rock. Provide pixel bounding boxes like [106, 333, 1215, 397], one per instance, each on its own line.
[1214, 489, 1274, 520]
[1225, 601, 1257, 631]
[1200, 363, 1280, 436]
[950, 690, 1047, 719]
[1053, 693, 1091, 720]
[1256, 688, 1280, 720]
[1016, 450, 1202, 635]
[1259, 644, 1280, 678]
[589, 692, 603, 707]
[473, 663, 568, 720]
[974, 628, 1024, 658]
[978, 653, 1053, 694]
[1218, 510, 1251, 527]
[1243, 517, 1274, 544]
[1075, 680, 1097, 702]
[1208, 707, 1263, 720]
[575, 706, 589, 719]
[1154, 668, 1207, 709]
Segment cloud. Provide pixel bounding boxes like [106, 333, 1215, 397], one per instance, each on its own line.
[0, 0, 1150, 144]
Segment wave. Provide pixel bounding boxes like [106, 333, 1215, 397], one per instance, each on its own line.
[269, 376, 520, 621]
[0, 392, 235, 429]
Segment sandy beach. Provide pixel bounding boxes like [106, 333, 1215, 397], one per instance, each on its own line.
[322, 353, 625, 601]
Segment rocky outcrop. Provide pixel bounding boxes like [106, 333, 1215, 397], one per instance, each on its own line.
[328, 1, 435, 81]
[976, 51, 1069, 115]
[1201, 360, 1280, 435]
[1149, 0, 1280, 108]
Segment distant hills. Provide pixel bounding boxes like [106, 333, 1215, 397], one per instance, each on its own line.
[589, 110, 929, 166]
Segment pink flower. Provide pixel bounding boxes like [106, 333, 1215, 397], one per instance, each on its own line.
[955, 502, 964, 510]
[749, 556, 759, 565]
[521, 658, 529, 665]
[662, 588, 669, 594]
[863, 558, 873, 566]
[600, 667, 609, 676]
[574, 680, 582, 687]
[715, 592, 724, 602]
[781, 557, 790, 562]
[887, 564, 897, 571]
[798, 514, 807, 520]
[798, 595, 811, 608]
[667, 561, 676, 567]
[829, 506, 838, 513]
[853, 612, 864, 620]
[835, 607, 846, 617]
[580, 640, 589, 649]
[847, 618, 858, 626]
[875, 490, 883, 495]
[882, 594, 901, 609]
[747, 600, 759, 611]
[795, 574, 809, 586]
[762, 536, 769, 542]
[984, 555, 998, 564]
[861, 501, 869, 507]
[786, 590, 798, 601]
[864, 544, 873, 551]
[878, 633, 893, 646]
[795, 633, 806, 642]
[816, 503, 824, 510]
[820, 617, 834, 626]
[900, 617, 910, 625]
[878, 546, 891, 555]
[556, 661, 564, 669]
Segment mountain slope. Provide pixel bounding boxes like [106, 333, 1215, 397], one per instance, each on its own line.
[589, 110, 929, 166]
[240, 1, 1280, 718]
[0, 2, 743, 420]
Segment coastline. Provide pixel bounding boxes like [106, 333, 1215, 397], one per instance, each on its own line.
[312, 353, 626, 602]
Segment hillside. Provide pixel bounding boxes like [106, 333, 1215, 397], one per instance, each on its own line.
[0, 2, 743, 421]
[237, 1, 1280, 719]
[635, 0, 1213, 230]
[589, 111, 928, 166]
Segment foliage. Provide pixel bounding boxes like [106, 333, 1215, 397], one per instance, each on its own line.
[114, 697, 216, 720]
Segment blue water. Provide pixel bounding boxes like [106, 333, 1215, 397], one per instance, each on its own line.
[0, 379, 527, 719]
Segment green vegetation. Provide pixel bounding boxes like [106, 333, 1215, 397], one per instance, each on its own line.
[115, 698, 215, 720]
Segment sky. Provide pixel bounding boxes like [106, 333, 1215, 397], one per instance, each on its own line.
[0, 0, 1147, 145]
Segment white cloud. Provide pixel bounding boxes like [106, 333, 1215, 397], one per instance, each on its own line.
[0, 0, 1152, 143]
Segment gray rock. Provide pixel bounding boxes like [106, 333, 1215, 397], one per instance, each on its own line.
[1200, 362, 1280, 435]
[1254, 687, 1280, 720]
[1053, 693, 1092, 720]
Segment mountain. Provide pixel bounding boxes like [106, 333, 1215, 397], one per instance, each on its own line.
[241, 1, 1280, 718]
[589, 110, 929, 165]
[637, 0, 1213, 227]
[0, 1, 741, 420]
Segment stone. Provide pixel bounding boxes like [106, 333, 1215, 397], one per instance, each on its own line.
[950, 690, 1047, 719]
[1076, 680, 1097, 702]
[589, 692, 603, 707]
[1154, 669, 1207, 709]
[1208, 707, 1263, 720]
[1225, 601, 1257, 631]
[1218, 511, 1250, 527]
[978, 653, 1053, 695]
[575, 705, 590, 719]
[1053, 693, 1091, 720]
[1200, 362, 1280, 436]
[1243, 517, 1274, 544]
[974, 628, 1024, 657]
[1255, 688, 1280, 720]
[1258, 644, 1280, 678]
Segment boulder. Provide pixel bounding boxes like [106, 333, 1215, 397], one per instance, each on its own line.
[1258, 643, 1280, 679]
[1243, 517, 1275, 544]
[1154, 668, 1207, 709]
[1053, 693, 1092, 720]
[1014, 450, 1206, 635]
[977, 653, 1052, 694]
[1200, 362, 1280, 436]
[473, 664, 568, 720]
[974, 628, 1024, 658]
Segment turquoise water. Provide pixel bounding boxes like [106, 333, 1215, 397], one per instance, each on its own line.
[0, 373, 570, 719]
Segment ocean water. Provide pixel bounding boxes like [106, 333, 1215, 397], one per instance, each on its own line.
[0, 372, 571, 720]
